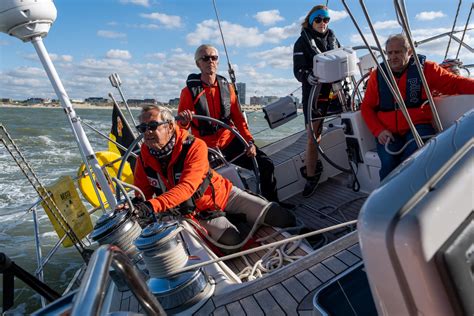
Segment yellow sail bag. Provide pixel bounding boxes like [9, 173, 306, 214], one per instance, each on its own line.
[41, 176, 93, 248]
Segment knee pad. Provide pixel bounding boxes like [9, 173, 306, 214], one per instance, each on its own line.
[263, 202, 296, 228]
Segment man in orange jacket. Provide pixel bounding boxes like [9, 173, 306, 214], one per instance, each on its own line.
[361, 33, 474, 180]
[132, 105, 296, 248]
[177, 44, 284, 205]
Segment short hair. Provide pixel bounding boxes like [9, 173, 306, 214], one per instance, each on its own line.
[139, 104, 175, 123]
[194, 44, 218, 66]
[385, 33, 410, 51]
[302, 5, 328, 29]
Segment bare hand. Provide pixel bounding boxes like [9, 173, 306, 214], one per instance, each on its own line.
[178, 110, 193, 126]
[377, 130, 394, 144]
[246, 143, 257, 157]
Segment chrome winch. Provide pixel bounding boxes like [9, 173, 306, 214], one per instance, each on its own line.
[134, 221, 212, 312]
[90, 210, 142, 260]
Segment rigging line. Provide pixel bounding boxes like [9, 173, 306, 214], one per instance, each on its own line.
[211, 0, 235, 85]
[455, 3, 473, 59]
[445, 0, 463, 60]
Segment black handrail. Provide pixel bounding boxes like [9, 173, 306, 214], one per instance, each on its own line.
[0, 253, 61, 313]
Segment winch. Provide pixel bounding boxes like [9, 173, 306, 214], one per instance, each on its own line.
[90, 211, 142, 260]
[134, 221, 212, 312]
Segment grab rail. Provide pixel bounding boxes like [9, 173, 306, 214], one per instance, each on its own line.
[71, 244, 166, 316]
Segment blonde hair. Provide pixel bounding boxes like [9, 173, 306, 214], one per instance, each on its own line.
[302, 5, 328, 29]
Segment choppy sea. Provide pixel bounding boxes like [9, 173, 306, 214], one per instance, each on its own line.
[0, 106, 305, 313]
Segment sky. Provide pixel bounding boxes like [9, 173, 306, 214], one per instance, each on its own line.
[0, 0, 472, 103]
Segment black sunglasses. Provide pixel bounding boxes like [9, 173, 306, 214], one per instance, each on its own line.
[136, 120, 169, 133]
[314, 17, 330, 24]
[200, 55, 219, 62]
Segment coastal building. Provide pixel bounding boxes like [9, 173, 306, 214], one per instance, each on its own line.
[85, 97, 108, 104]
[249, 95, 279, 106]
[236, 82, 246, 105]
[26, 97, 50, 104]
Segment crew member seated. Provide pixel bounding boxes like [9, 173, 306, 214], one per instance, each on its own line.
[361, 33, 474, 180]
[129, 105, 296, 251]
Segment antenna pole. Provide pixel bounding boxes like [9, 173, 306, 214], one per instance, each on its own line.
[211, 0, 243, 107]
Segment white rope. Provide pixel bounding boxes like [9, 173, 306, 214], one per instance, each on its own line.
[385, 134, 435, 155]
[237, 237, 304, 281]
[170, 219, 357, 277]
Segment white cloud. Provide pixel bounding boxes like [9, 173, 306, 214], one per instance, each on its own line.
[187, 19, 298, 47]
[24, 53, 73, 62]
[415, 11, 446, 21]
[50, 54, 73, 62]
[187, 19, 265, 47]
[263, 23, 300, 43]
[130, 23, 160, 30]
[254, 10, 284, 26]
[106, 49, 132, 60]
[140, 12, 182, 28]
[145, 52, 166, 60]
[249, 45, 293, 69]
[373, 20, 400, 30]
[328, 9, 348, 22]
[119, 0, 149, 7]
[97, 30, 127, 39]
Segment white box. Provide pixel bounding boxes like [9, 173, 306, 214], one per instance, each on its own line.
[313, 47, 358, 83]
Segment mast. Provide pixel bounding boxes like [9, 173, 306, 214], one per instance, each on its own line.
[0, 0, 117, 210]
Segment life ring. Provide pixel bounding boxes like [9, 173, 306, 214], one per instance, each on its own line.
[77, 151, 134, 207]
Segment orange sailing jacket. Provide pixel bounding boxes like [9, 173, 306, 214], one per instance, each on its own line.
[361, 60, 474, 137]
[178, 78, 253, 149]
[134, 126, 233, 213]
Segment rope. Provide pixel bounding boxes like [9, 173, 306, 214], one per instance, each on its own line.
[237, 237, 304, 281]
[181, 200, 271, 250]
[384, 134, 435, 155]
[169, 219, 357, 277]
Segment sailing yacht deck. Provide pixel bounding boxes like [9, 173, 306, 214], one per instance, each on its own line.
[109, 176, 366, 315]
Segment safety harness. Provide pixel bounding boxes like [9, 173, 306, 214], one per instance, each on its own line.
[141, 135, 225, 219]
[186, 73, 232, 136]
[377, 54, 427, 111]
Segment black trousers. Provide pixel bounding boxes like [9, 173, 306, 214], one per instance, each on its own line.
[221, 137, 279, 202]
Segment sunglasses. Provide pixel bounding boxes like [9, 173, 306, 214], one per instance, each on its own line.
[136, 120, 169, 133]
[200, 55, 219, 62]
[313, 17, 330, 24]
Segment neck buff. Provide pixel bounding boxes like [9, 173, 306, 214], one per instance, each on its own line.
[149, 131, 176, 159]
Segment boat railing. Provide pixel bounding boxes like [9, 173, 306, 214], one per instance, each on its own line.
[70, 244, 166, 316]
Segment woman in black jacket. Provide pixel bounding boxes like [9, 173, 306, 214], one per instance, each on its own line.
[293, 4, 340, 197]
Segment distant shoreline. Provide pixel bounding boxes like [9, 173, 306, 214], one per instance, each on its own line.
[0, 103, 146, 110]
[0, 103, 263, 111]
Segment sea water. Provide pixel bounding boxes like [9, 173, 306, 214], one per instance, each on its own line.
[0, 106, 304, 313]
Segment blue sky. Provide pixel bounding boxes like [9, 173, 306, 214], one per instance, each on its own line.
[0, 0, 472, 103]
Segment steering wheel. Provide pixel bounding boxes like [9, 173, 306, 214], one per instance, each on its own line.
[191, 114, 261, 194]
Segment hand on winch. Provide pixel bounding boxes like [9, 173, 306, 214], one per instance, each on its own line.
[114, 196, 155, 225]
[128, 196, 155, 227]
[307, 72, 319, 86]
